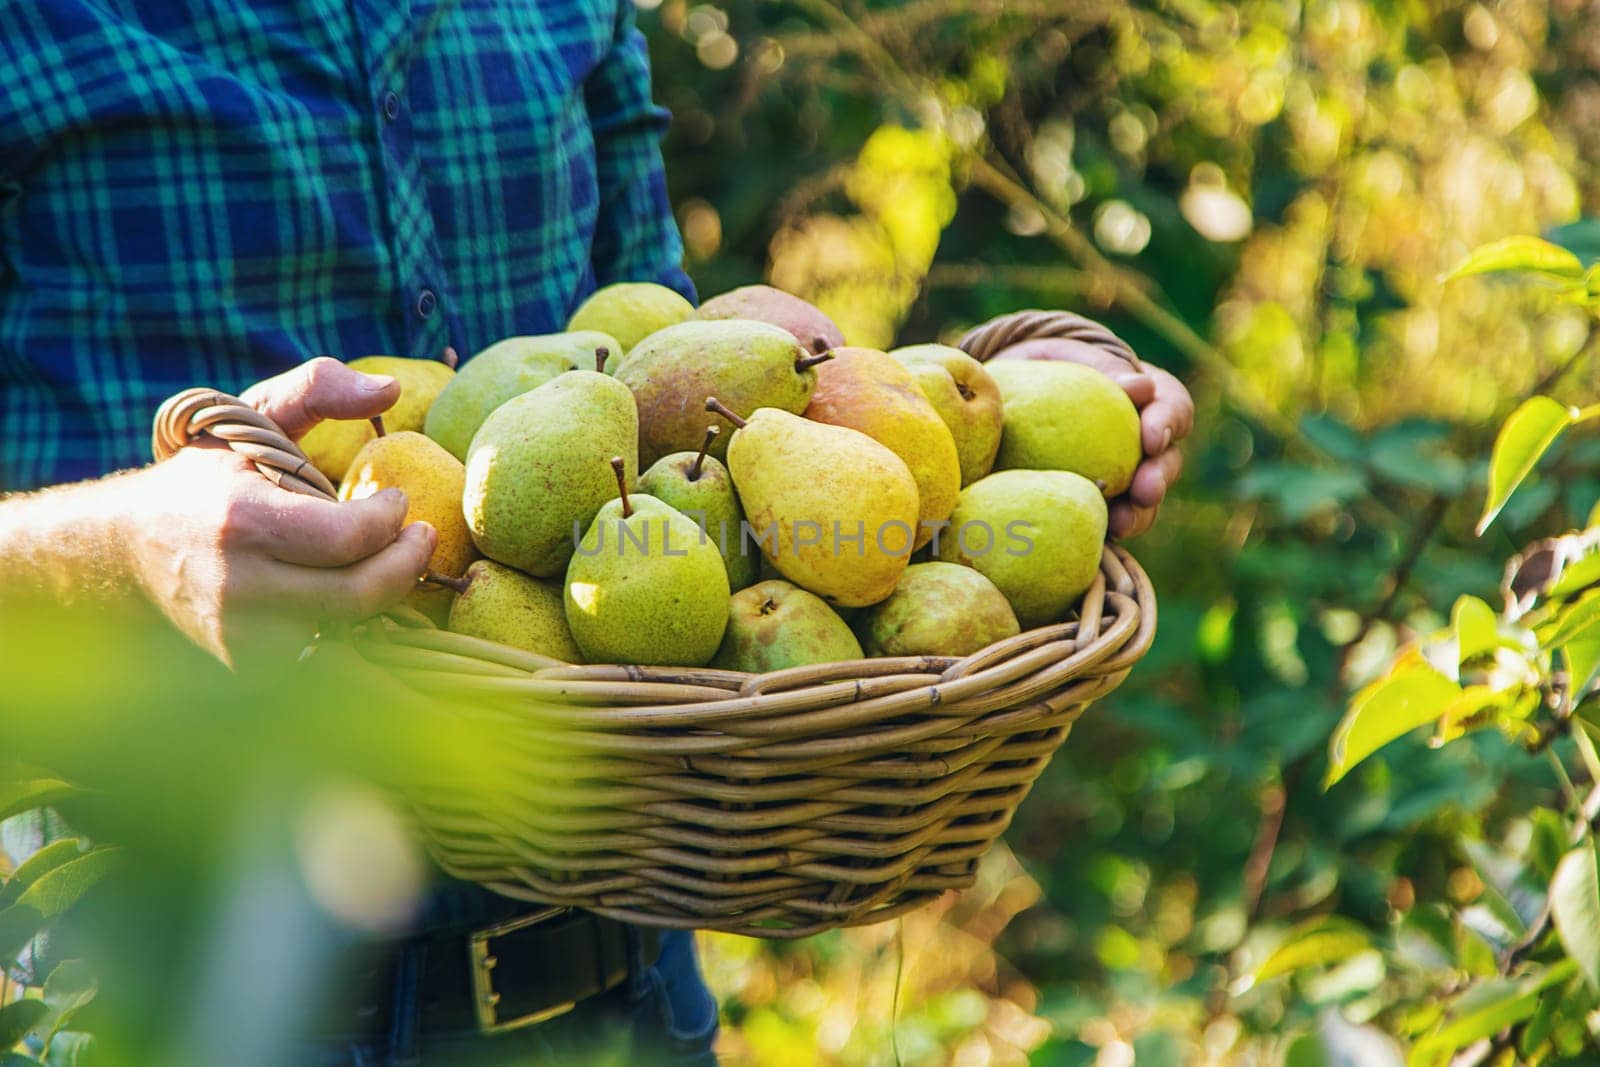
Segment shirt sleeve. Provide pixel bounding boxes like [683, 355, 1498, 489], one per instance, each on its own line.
[584, 3, 696, 303]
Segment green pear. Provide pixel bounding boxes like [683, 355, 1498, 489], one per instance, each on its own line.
[713, 580, 863, 672]
[565, 460, 730, 666]
[890, 344, 1004, 487]
[446, 560, 583, 663]
[714, 401, 920, 608]
[697, 285, 845, 355]
[567, 282, 695, 355]
[636, 426, 758, 591]
[936, 470, 1106, 627]
[860, 562, 1019, 658]
[615, 320, 824, 467]
[463, 362, 637, 577]
[985, 360, 1142, 496]
[425, 332, 619, 460]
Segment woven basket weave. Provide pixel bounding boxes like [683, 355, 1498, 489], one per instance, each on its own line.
[152, 310, 1157, 938]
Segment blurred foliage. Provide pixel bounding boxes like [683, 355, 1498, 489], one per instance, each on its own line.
[11, 0, 1600, 1063]
[641, 0, 1600, 1061]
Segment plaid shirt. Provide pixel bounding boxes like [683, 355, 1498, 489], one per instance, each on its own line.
[0, 0, 691, 491]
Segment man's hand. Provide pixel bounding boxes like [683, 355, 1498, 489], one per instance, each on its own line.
[0, 359, 437, 668]
[994, 338, 1193, 539]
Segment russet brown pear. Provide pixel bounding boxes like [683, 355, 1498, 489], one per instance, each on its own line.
[803, 347, 961, 550]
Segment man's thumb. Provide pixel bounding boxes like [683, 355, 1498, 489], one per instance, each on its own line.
[242, 357, 400, 440]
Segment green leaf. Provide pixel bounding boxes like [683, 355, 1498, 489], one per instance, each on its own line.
[1252, 917, 1372, 983]
[0, 1055, 46, 1067]
[1550, 841, 1600, 992]
[34, 962, 95, 1052]
[1478, 397, 1577, 535]
[1369, 421, 1468, 494]
[0, 848, 119, 963]
[1326, 655, 1462, 788]
[1452, 596, 1499, 665]
[1462, 838, 1544, 940]
[1546, 218, 1600, 266]
[1236, 464, 1368, 523]
[1433, 685, 1515, 744]
[1544, 589, 1600, 648]
[0, 773, 77, 825]
[0, 841, 86, 912]
[1299, 413, 1366, 464]
[1565, 635, 1600, 701]
[1409, 963, 1577, 1067]
[0, 1001, 48, 1052]
[1548, 548, 1600, 599]
[1445, 235, 1585, 282]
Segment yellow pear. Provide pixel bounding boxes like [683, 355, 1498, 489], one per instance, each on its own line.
[301, 356, 455, 480]
[889, 344, 1004, 487]
[803, 347, 960, 550]
[339, 430, 476, 616]
[716, 402, 919, 608]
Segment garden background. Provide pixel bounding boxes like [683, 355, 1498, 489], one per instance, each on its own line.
[7, 1, 1600, 1064]
[641, 0, 1600, 1063]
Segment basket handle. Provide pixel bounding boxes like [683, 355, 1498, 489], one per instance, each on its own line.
[958, 309, 1142, 372]
[152, 387, 340, 500]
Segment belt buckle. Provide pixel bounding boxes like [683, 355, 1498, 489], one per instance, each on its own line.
[468, 906, 573, 1033]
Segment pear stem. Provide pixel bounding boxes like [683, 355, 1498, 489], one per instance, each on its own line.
[611, 457, 632, 518]
[595, 347, 610, 374]
[370, 415, 387, 437]
[442, 345, 460, 369]
[689, 425, 720, 481]
[422, 571, 471, 595]
[704, 397, 747, 429]
[795, 352, 834, 372]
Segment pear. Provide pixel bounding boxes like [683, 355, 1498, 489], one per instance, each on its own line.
[446, 560, 582, 663]
[696, 285, 845, 355]
[463, 355, 637, 577]
[615, 320, 826, 467]
[302, 356, 455, 480]
[890, 344, 1004, 487]
[804, 347, 960, 551]
[985, 360, 1142, 497]
[424, 332, 618, 460]
[636, 426, 758, 591]
[860, 562, 1019, 658]
[713, 400, 920, 608]
[339, 429, 476, 617]
[713, 580, 862, 672]
[936, 470, 1106, 627]
[565, 460, 730, 666]
[567, 282, 695, 355]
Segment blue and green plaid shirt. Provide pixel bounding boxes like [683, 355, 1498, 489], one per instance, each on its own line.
[0, 0, 692, 491]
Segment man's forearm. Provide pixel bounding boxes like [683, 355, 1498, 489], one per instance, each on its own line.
[0, 470, 141, 604]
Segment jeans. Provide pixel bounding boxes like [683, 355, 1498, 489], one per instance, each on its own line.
[300, 928, 718, 1066]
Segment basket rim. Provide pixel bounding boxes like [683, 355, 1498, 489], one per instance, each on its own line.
[350, 543, 1155, 730]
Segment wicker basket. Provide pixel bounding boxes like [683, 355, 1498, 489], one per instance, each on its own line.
[152, 311, 1157, 938]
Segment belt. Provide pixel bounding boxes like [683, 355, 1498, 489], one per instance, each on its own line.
[323, 907, 662, 1038]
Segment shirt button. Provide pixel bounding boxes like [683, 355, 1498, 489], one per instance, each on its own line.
[381, 90, 401, 121]
[414, 288, 437, 319]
